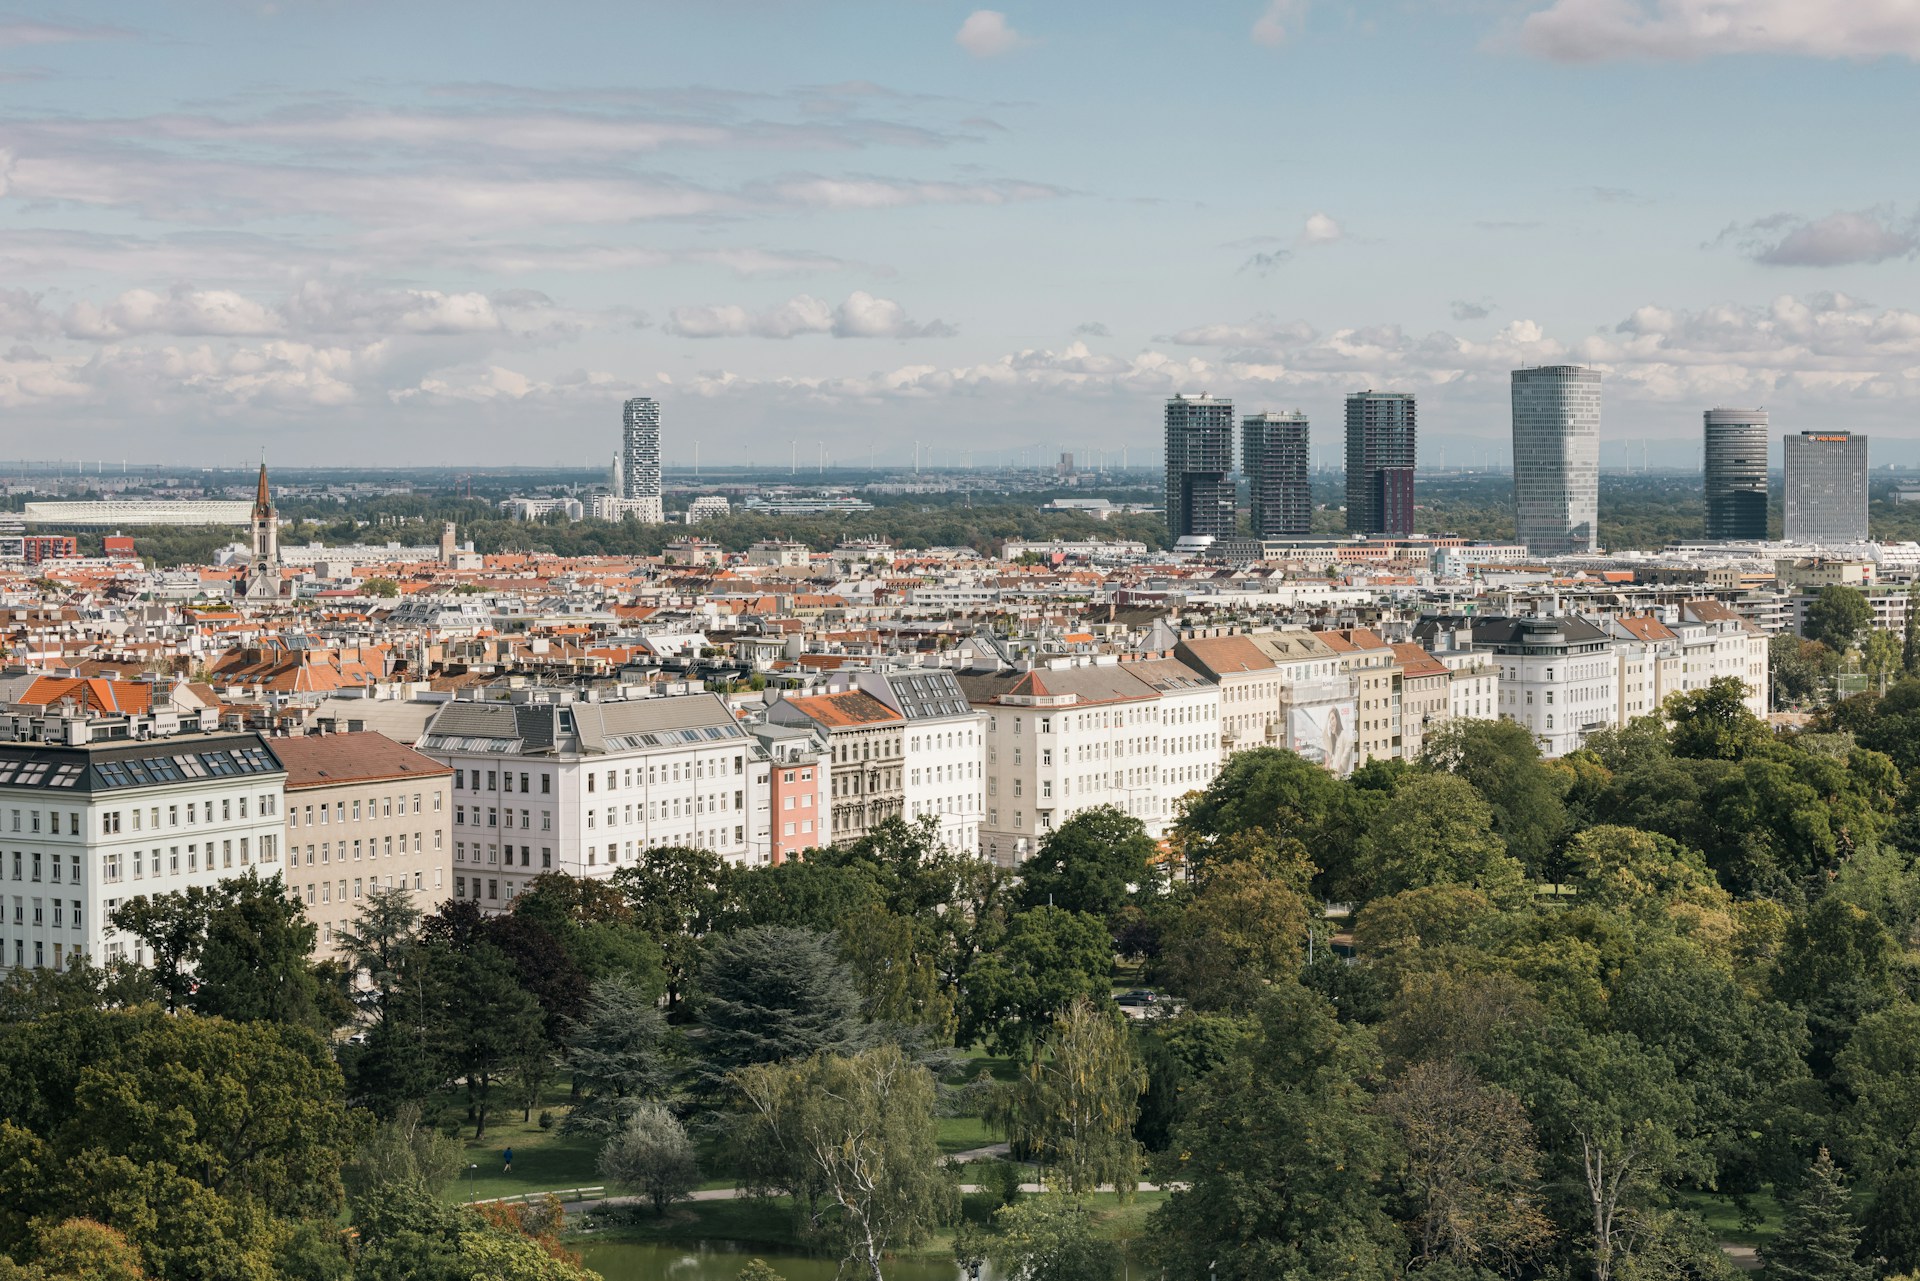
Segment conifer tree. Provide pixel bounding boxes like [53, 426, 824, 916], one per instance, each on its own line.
[1762, 1147, 1869, 1281]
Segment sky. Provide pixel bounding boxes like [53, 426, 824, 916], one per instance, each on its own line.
[3, 0, 1920, 470]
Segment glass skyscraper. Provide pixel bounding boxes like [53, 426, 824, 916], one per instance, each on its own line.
[1163, 394, 1236, 541]
[1783, 430, 1868, 544]
[1703, 408, 1769, 540]
[1344, 392, 1415, 538]
[1511, 366, 1600, 555]
[1243, 411, 1311, 537]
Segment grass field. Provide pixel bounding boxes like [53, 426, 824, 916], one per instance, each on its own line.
[1677, 1189, 1786, 1248]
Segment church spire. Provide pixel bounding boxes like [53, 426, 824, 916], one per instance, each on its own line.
[254, 460, 271, 515]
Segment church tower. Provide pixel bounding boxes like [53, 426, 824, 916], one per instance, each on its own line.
[242, 462, 285, 601]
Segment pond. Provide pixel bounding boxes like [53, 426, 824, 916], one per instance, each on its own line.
[578, 1240, 995, 1281]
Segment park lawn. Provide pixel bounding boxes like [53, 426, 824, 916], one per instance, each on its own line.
[937, 1113, 997, 1154]
[436, 1084, 601, 1203]
[955, 1045, 1020, 1083]
[1676, 1188, 1786, 1248]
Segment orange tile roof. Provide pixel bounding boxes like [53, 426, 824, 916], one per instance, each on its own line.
[779, 690, 903, 728]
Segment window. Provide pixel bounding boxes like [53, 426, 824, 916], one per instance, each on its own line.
[541, 774, 551, 794]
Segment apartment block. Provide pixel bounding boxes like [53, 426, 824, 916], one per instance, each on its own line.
[419, 691, 760, 909]
[275, 732, 452, 957]
[0, 730, 287, 971]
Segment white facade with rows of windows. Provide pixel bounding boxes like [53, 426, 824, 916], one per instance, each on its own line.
[419, 691, 760, 909]
[0, 731, 285, 971]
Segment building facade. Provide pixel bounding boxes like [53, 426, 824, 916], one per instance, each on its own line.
[1243, 411, 1312, 538]
[620, 397, 665, 523]
[1344, 392, 1416, 538]
[275, 732, 452, 958]
[765, 691, 906, 845]
[850, 669, 985, 854]
[419, 691, 760, 909]
[1475, 616, 1619, 758]
[1783, 430, 1868, 544]
[1703, 408, 1770, 541]
[0, 730, 287, 972]
[1164, 393, 1237, 541]
[1512, 366, 1601, 555]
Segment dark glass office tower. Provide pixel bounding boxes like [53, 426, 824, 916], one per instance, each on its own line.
[1344, 391, 1415, 537]
[1164, 393, 1236, 540]
[1703, 408, 1769, 540]
[1243, 411, 1311, 537]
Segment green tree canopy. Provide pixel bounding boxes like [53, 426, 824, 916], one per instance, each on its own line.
[1805, 584, 1873, 653]
[1016, 805, 1157, 919]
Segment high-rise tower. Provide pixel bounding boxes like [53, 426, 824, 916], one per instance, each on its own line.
[1703, 408, 1769, 541]
[621, 397, 662, 501]
[1163, 394, 1236, 541]
[1511, 366, 1601, 555]
[1784, 430, 1868, 544]
[1243, 412, 1311, 537]
[1344, 392, 1415, 538]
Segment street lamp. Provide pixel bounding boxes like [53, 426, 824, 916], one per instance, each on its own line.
[467, 1163, 478, 1202]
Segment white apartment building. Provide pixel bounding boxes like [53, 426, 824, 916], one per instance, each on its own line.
[418, 691, 760, 909]
[849, 669, 986, 854]
[1466, 616, 1621, 758]
[960, 655, 1219, 866]
[0, 727, 287, 971]
[1610, 604, 1770, 723]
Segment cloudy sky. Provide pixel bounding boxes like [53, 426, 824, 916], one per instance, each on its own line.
[5, 0, 1920, 469]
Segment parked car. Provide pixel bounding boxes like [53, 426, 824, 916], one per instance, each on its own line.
[1114, 989, 1158, 1008]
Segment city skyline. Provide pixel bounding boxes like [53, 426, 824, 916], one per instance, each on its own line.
[0, 4, 1917, 464]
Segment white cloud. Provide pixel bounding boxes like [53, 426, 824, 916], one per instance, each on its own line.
[1302, 211, 1343, 244]
[1252, 0, 1307, 46]
[1517, 0, 1920, 62]
[1717, 209, 1920, 267]
[63, 286, 281, 339]
[956, 10, 1029, 57]
[666, 291, 953, 340]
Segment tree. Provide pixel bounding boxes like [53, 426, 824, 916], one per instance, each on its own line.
[1663, 677, 1769, 761]
[1420, 717, 1568, 879]
[597, 1104, 700, 1215]
[975, 1194, 1123, 1281]
[993, 998, 1146, 1200]
[1153, 861, 1310, 1012]
[1761, 1147, 1868, 1281]
[1356, 773, 1526, 905]
[1016, 806, 1157, 918]
[733, 1044, 957, 1281]
[361, 577, 400, 597]
[560, 975, 673, 1135]
[106, 884, 228, 1012]
[343, 1102, 463, 1211]
[1866, 629, 1905, 694]
[1133, 1012, 1255, 1152]
[1172, 747, 1350, 869]
[736, 1263, 787, 1281]
[1380, 1059, 1553, 1274]
[1561, 825, 1727, 917]
[694, 926, 864, 1088]
[191, 870, 331, 1031]
[336, 884, 425, 1022]
[1500, 1022, 1704, 1281]
[1150, 985, 1403, 1281]
[611, 845, 735, 1010]
[429, 940, 547, 1140]
[1772, 895, 1901, 1075]
[0, 1219, 150, 1281]
[959, 907, 1112, 1060]
[1771, 633, 1830, 707]
[1805, 584, 1872, 653]
[0, 1007, 354, 1281]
